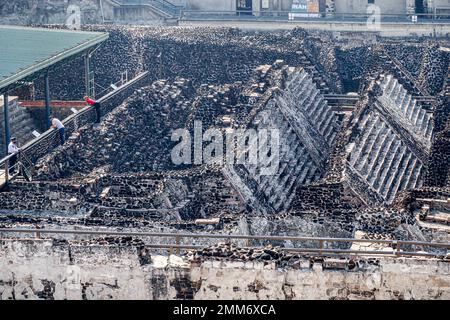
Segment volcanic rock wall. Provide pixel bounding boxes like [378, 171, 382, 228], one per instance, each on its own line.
[34, 78, 196, 179]
[336, 42, 449, 96]
[424, 49, 450, 188]
[30, 61, 340, 215]
[0, 166, 246, 221]
[10, 70, 150, 170]
[418, 44, 450, 96]
[0, 0, 109, 25]
[0, 96, 38, 154]
[28, 26, 341, 103]
[2, 26, 450, 249]
[426, 130, 450, 187]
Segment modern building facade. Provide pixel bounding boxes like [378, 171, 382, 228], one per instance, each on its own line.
[424, 0, 450, 14]
[180, 0, 421, 16]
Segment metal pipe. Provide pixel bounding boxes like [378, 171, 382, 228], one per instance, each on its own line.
[0, 228, 449, 249]
[84, 53, 91, 97]
[0, 231, 445, 259]
[44, 71, 52, 129]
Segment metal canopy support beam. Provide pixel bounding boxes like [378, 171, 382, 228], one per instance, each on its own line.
[84, 52, 91, 98]
[44, 71, 52, 129]
[3, 91, 10, 155]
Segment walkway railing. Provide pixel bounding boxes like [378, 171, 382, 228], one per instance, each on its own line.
[116, 0, 182, 18]
[0, 228, 448, 258]
[179, 10, 450, 22]
[0, 71, 149, 188]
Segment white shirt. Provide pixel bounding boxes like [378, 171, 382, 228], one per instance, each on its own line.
[52, 118, 64, 129]
[8, 142, 19, 154]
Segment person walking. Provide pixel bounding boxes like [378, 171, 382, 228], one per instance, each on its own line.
[7, 136, 20, 175]
[84, 96, 102, 123]
[51, 116, 65, 145]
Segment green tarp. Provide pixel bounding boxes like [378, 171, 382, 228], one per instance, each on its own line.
[0, 25, 108, 91]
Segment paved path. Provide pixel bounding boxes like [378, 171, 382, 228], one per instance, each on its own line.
[179, 19, 450, 37]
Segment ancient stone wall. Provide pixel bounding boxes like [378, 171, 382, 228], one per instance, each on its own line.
[0, 0, 108, 25]
[0, 96, 38, 155]
[343, 74, 434, 205]
[224, 64, 340, 213]
[1, 26, 449, 261]
[418, 44, 450, 96]
[27, 26, 341, 103]
[0, 239, 449, 300]
[384, 44, 424, 79]
[0, 166, 246, 221]
[425, 97, 450, 187]
[336, 46, 376, 92]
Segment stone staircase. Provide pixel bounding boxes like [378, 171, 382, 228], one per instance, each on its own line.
[297, 49, 333, 94]
[346, 75, 433, 205]
[229, 68, 339, 212]
[148, 0, 182, 18]
[378, 75, 434, 144]
[115, 0, 182, 19]
[379, 47, 430, 97]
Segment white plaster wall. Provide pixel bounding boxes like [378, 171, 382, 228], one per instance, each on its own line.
[280, 0, 293, 11]
[0, 240, 449, 300]
[375, 0, 407, 15]
[427, 0, 450, 9]
[186, 0, 236, 11]
[335, 0, 368, 14]
[335, 0, 407, 14]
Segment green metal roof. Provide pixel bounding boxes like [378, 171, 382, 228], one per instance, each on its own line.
[0, 25, 109, 91]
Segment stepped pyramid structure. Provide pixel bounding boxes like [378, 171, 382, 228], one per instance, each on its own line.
[225, 65, 341, 213]
[342, 74, 434, 205]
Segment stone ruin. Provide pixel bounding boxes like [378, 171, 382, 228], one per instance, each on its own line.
[223, 64, 340, 214]
[340, 74, 433, 205]
[1, 26, 450, 257]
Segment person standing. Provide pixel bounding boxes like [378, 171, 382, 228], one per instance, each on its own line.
[51, 116, 65, 145]
[7, 136, 20, 175]
[84, 96, 102, 123]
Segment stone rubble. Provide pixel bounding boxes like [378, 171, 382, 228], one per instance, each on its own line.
[1, 26, 450, 254]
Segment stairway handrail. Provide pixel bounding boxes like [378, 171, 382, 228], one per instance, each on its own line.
[0, 71, 149, 184]
[0, 227, 449, 259]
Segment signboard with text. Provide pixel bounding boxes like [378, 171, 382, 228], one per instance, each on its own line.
[290, 0, 320, 19]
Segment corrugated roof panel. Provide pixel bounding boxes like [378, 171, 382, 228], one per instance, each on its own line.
[0, 25, 108, 91]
